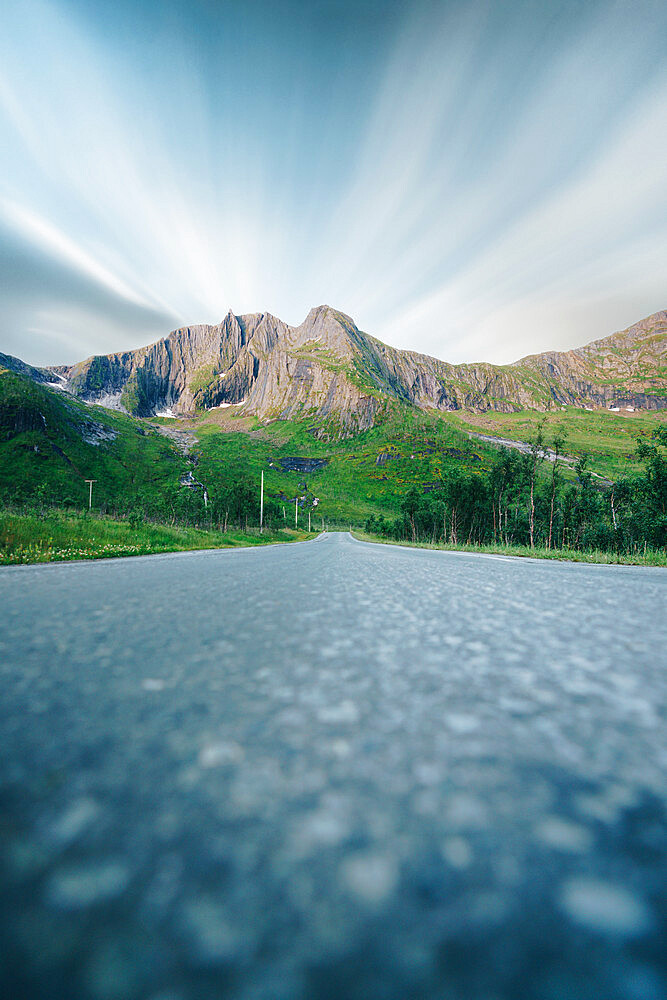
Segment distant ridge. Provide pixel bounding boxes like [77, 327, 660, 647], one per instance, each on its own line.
[4, 306, 666, 435]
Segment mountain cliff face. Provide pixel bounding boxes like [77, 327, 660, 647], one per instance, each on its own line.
[19, 305, 667, 434]
[517, 310, 667, 410]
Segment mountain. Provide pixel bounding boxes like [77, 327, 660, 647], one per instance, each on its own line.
[6, 306, 667, 435]
[0, 352, 56, 386]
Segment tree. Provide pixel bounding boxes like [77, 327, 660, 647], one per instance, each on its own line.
[548, 429, 566, 549]
[634, 431, 667, 547]
[490, 449, 521, 544]
[526, 421, 546, 548]
[569, 456, 597, 549]
[400, 486, 421, 542]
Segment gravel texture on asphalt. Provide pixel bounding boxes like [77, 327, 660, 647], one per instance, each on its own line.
[1, 531, 666, 999]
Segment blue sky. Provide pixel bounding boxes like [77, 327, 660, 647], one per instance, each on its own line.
[1, 0, 666, 366]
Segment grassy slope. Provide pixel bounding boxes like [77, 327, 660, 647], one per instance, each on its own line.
[445, 407, 667, 479]
[171, 403, 667, 523]
[182, 404, 499, 523]
[0, 368, 186, 507]
[0, 510, 315, 565]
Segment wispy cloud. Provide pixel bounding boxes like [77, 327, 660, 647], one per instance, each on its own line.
[0, 0, 665, 365]
[0, 201, 156, 310]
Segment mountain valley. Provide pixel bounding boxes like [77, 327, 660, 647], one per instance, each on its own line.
[1, 306, 666, 524]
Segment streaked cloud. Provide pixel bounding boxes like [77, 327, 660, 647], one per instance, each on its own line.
[1, 201, 155, 310]
[0, 0, 665, 365]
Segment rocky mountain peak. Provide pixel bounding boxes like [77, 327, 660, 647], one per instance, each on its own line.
[294, 305, 360, 357]
[578, 309, 667, 358]
[16, 304, 666, 433]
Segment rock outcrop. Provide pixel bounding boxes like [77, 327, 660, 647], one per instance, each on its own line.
[0, 352, 54, 385]
[22, 305, 667, 433]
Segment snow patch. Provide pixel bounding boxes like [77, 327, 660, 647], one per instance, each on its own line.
[155, 407, 176, 418]
[84, 392, 127, 413]
[212, 397, 247, 409]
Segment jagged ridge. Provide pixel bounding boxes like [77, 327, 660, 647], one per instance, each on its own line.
[11, 306, 667, 434]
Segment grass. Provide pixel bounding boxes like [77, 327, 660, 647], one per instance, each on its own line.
[186, 402, 667, 526]
[0, 509, 316, 565]
[0, 368, 187, 509]
[189, 404, 499, 523]
[290, 342, 349, 372]
[351, 531, 667, 566]
[445, 406, 667, 479]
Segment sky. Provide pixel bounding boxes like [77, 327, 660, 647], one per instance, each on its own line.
[1, 0, 666, 367]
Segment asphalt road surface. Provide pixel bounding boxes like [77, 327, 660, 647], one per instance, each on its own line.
[1, 532, 666, 1000]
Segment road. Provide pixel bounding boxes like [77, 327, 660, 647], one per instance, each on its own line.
[1, 532, 666, 1000]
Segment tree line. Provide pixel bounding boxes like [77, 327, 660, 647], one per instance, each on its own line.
[120, 479, 292, 531]
[365, 425, 667, 554]
[9, 478, 292, 533]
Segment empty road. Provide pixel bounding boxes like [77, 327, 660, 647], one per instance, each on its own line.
[1, 532, 666, 1000]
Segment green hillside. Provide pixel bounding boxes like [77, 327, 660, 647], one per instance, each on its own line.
[182, 405, 498, 524]
[448, 407, 667, 480]
[2, 364, 666, 530]
[175, 402, 665, 523]
[0, 366, 186, 509]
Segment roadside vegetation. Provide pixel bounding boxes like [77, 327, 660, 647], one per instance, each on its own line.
[361, 422, 667, 564]
[0, 508, 314, 565]
[352, 533, 667, 566]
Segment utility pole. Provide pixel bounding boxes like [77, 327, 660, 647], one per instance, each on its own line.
[308, 511, 311, 532]
[260, 470, 264, 533]
[295, 497, 298, 527]
[84, 479, 96, 510]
